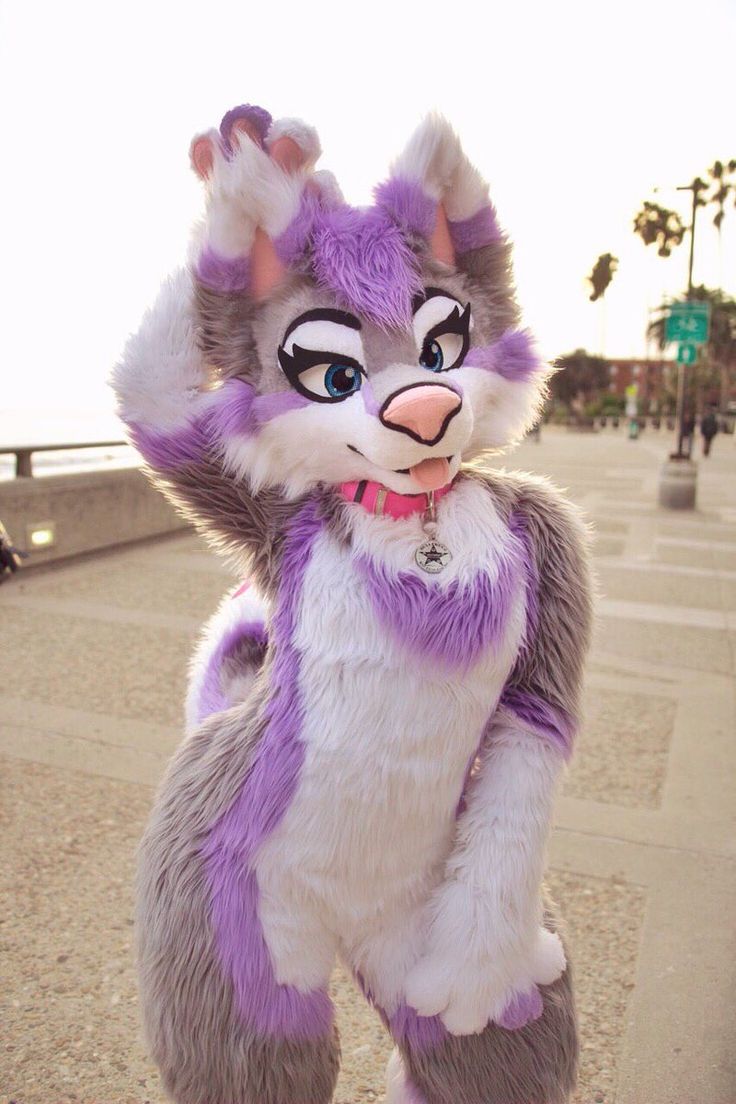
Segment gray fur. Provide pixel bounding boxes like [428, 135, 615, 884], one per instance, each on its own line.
[150, 244, 524, 597]
[460, 239, 521, 339]
[150, 458, 305, 597]
[195, 283, 260, 382]
[137, 690, 340, 1104]
[403, 908, 577, 1104]
[391, 472, 588, 1104]
[128, 125, 590, 1104]
[471, 466, 593, 723]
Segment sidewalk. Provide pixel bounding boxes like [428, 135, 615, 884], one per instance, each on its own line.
[2, 426, 735, 1104]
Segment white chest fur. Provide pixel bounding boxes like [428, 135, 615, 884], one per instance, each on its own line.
[254, 479, 527, 984]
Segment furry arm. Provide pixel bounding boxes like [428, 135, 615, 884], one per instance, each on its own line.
[405, 483, 592, 1035]
[111, 268, 295, 587]
[110, 122, 323, 585]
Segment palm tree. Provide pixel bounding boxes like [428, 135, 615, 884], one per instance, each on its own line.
[587, 253, 619, 301]
[586, 253, 619, 356]
[633, 202, 685, 256]
[707, 160, 736, 231]
[634, 161, 734, 280]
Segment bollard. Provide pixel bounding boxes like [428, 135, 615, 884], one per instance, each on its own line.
[658, 458, 697, 510]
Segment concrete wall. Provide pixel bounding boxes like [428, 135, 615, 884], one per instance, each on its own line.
[0, 467, 188, 568]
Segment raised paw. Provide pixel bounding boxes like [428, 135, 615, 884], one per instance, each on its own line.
[190, 105, 319, 186]
[188, 104, 323, 297]
[404, 927, 566, 1036]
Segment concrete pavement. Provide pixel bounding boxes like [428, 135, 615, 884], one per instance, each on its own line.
[1, 426, 734, 1104]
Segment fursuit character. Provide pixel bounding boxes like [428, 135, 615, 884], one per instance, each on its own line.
[113, 104, 592, 1104]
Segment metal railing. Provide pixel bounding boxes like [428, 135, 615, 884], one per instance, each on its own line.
[0, 440, 128, 478]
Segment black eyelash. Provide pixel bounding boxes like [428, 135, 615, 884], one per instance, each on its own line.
[277, 344, 365, 403]
[421, 303, 472, 371]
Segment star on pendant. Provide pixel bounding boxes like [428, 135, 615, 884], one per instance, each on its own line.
[423, 543, 446, 564]
[415, 539, 452, 574]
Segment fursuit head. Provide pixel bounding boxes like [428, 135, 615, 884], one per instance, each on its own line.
[113, 103, 592, 1104]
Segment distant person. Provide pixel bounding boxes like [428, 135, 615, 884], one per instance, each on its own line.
[701, 408, 718, 457]
[681, 411, 696, 458]
[0, 520, 24, 581]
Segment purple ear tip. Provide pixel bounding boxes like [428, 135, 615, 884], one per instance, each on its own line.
[219, 104, 273, 151]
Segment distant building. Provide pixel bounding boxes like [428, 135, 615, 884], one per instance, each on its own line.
[606, 358, 674, 411]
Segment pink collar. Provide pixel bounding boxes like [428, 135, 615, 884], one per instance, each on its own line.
[339, 479, 454, 519]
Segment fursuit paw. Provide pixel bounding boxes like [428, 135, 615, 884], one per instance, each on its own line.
[405, 927, 565, 1036]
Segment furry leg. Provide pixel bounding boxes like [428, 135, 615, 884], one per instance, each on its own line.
[384, 910, 577, 1104]
[138, 703, 339, 1104]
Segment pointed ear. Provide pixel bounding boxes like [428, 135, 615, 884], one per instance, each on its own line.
[375, 115, 503, 265]
[375, 115, 518, 331]
[249, 119, 322, 297]
[429, 203, 455, 267]
[249, 227, 285, 299]
[192, 108, 327, 300]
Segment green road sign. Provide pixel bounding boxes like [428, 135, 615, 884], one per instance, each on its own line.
[677, 342, 698, 365]
[665, 301, 711, 345]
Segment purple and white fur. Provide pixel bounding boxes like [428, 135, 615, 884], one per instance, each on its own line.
[115, 107, 591, 1104]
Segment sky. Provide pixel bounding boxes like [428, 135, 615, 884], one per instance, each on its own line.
[1, 0, 734, 438]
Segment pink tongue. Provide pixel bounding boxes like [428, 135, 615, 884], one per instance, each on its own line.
[410, 457, 451, 491]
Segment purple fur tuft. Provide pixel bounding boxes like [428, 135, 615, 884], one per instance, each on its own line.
[219, 104, 272, 154]
[389, 1002, 449, 1052]
[373, 176, 437, 240]
[448, 204, 502, 254]
[465, 329, 542, 382]
[203, 498, 333, 1039]
[500, 688, 575, 757]
[360, 378, 381, 416]
[249, 390, 311, 430]
[355, 973, 447, 1053]
[497, 985, 544, 1030]
[204, 380, 257, 443]
[196, 246, 250, 293]
[128, 420, 207, 470]
[274, 188, 322, 265]
[206, 379, 310, 443]
[196, 619, 267, 724]
[311, 206, 422, 330]
[358, 534, 523, 671]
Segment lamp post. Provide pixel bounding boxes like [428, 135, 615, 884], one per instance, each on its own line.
[676, 178, 708, 295]
[671, 178, 708, 458]
[657, 181, 710, 506]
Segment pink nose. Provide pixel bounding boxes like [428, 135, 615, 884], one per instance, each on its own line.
[381, 385, 462, 444]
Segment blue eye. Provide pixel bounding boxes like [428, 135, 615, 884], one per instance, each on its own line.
[324, 363, 362, 397]
[420, 340, 444, 372]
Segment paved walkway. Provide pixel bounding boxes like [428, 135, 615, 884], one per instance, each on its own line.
[2, 427, 735, 1104]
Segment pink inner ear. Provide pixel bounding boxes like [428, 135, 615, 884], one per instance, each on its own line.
[190, 135, 215, 180]
[250, 226, 285, 299]
[430, 203, 456, 267]
[269, 136, 306, 174]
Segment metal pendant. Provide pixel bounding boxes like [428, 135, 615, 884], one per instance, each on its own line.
[415, 489, 452, 573]
[415, 537, 452, 573]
